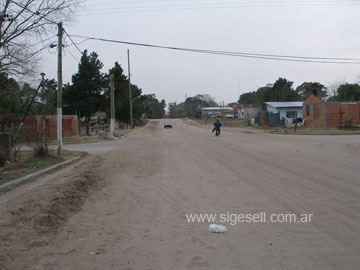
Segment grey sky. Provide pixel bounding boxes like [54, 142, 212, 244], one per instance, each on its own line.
[42, 0, 360, 104]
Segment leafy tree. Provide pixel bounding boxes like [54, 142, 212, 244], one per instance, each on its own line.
[0, 72, 22, 114]
[106, 62, 142, 124]
[238, 86, 273, 106]
[19, 82, 40, 115]
[38, 79, 57, 115]
[143, 94, 165, 119]
[271, 78, 298, 102]
[238, 91, 257, 105]
[296, 82, 327, 100]
[168, 102, 177, 118]
[256, 86, 272, 104]
[184, 94, 217, 118]
[0, 0, 81, 75]
[64, 50, 106, 134]
[168, 101, 185, 118]
[168, 94, 216, 118]
[336, 83, 360, 101]
[238, 79, 299, 106]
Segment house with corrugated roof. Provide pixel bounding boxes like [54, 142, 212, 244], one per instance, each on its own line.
[201, 107, 234, 119]
[264, 102, 303, 124]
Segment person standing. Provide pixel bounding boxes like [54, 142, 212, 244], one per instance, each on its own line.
[284, 116, 289, 134]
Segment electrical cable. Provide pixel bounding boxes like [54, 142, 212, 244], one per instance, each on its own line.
[79, 0, 360, 15]
[68, 34, 360, 64]
[65, 47, 81, 63]
[63, 28, 83, 55]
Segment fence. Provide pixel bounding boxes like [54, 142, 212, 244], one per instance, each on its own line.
[0, 115, 78, 162]
[267, 112, 281, 125]
[89, 120, 110, 134]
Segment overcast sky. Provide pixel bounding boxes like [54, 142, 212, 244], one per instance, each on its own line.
[41, 0, 360, 105]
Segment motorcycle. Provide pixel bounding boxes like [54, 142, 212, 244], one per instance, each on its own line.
[212, 127, 221, 136]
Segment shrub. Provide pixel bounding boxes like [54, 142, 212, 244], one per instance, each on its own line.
[32, 142, 49, 157]
[0, 152, 6, 167]
[344, 118, 354, 129]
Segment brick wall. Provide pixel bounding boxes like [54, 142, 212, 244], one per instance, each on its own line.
[303, 94, 360, 127]
[303, 102, 325, 127]
[0, 115, 78, 141]
[326, 103, 360, 127]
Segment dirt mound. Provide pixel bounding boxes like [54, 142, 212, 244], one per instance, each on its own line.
[34, 171, 101, 234]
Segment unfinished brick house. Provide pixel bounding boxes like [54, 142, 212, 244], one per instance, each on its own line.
[0, 115, 78, 141]
[303, 93, 360, 127]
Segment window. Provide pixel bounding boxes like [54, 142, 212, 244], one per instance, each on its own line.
[306, 105, 310, 116]
[286, 111, 296, 118]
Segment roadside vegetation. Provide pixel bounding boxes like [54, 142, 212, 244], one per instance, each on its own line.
[0, 150, 86, 186]
[237, 78, 360, 105]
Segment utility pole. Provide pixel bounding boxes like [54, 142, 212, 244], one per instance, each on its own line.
[110, 74, 115, 136]
[127, 49, 133, 128]
[57, 22, 63, 156]
[41, 72, 46, 145]
[185, 94, 187, 118]
[222, 101, 225, 125]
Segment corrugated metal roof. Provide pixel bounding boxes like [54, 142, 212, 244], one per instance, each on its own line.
[202, 107, 234, 111]
[265, 102, 303, 108]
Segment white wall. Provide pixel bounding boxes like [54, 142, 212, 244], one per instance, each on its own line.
[267, 105, 303, 122]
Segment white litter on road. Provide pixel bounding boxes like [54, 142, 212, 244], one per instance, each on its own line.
[209, 224, 227, 233]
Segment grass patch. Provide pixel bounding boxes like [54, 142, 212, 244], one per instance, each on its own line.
[250, 125, 280, 132]
[271, 127, 360, 135]
[0, 150, 86, 186]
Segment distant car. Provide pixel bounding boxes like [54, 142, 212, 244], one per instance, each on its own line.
[164, 121, 173, 128]
[226, 114, 234, 118]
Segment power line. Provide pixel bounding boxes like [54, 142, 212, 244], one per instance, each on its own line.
[11, 1, 82, 58]
[63, 28, 83, 55]
[84, 0, 360, 6]
[78, 0, 360, 15]
[68, 34, 360, 64]
[65, 47, 80, 63]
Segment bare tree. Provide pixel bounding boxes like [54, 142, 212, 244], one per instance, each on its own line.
[327, 79, 345, 100]
[0, 0, 81, 76]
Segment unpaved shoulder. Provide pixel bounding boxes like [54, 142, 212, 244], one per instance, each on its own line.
[0, 154, 106, 269]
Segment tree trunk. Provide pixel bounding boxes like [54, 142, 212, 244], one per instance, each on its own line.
[76, 110, 81, 135]
[86, 115, 90, 135]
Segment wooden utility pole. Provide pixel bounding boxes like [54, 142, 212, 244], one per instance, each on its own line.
[110, 74, 115, 136]
[57, 22, 63, 156]
[127, 49, 133, 128]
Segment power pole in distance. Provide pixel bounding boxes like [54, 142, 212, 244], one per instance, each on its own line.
[127, 49, 133, 128]
[110, 73, 115, 136]
[57, 22, 63, 156]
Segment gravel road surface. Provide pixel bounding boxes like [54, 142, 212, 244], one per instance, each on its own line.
[0, 119, 359, 270]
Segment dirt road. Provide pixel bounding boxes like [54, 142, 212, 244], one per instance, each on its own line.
[1, 119, 359, 270]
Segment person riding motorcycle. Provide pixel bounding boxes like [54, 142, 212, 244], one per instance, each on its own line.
[212, 119, 222, 135]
